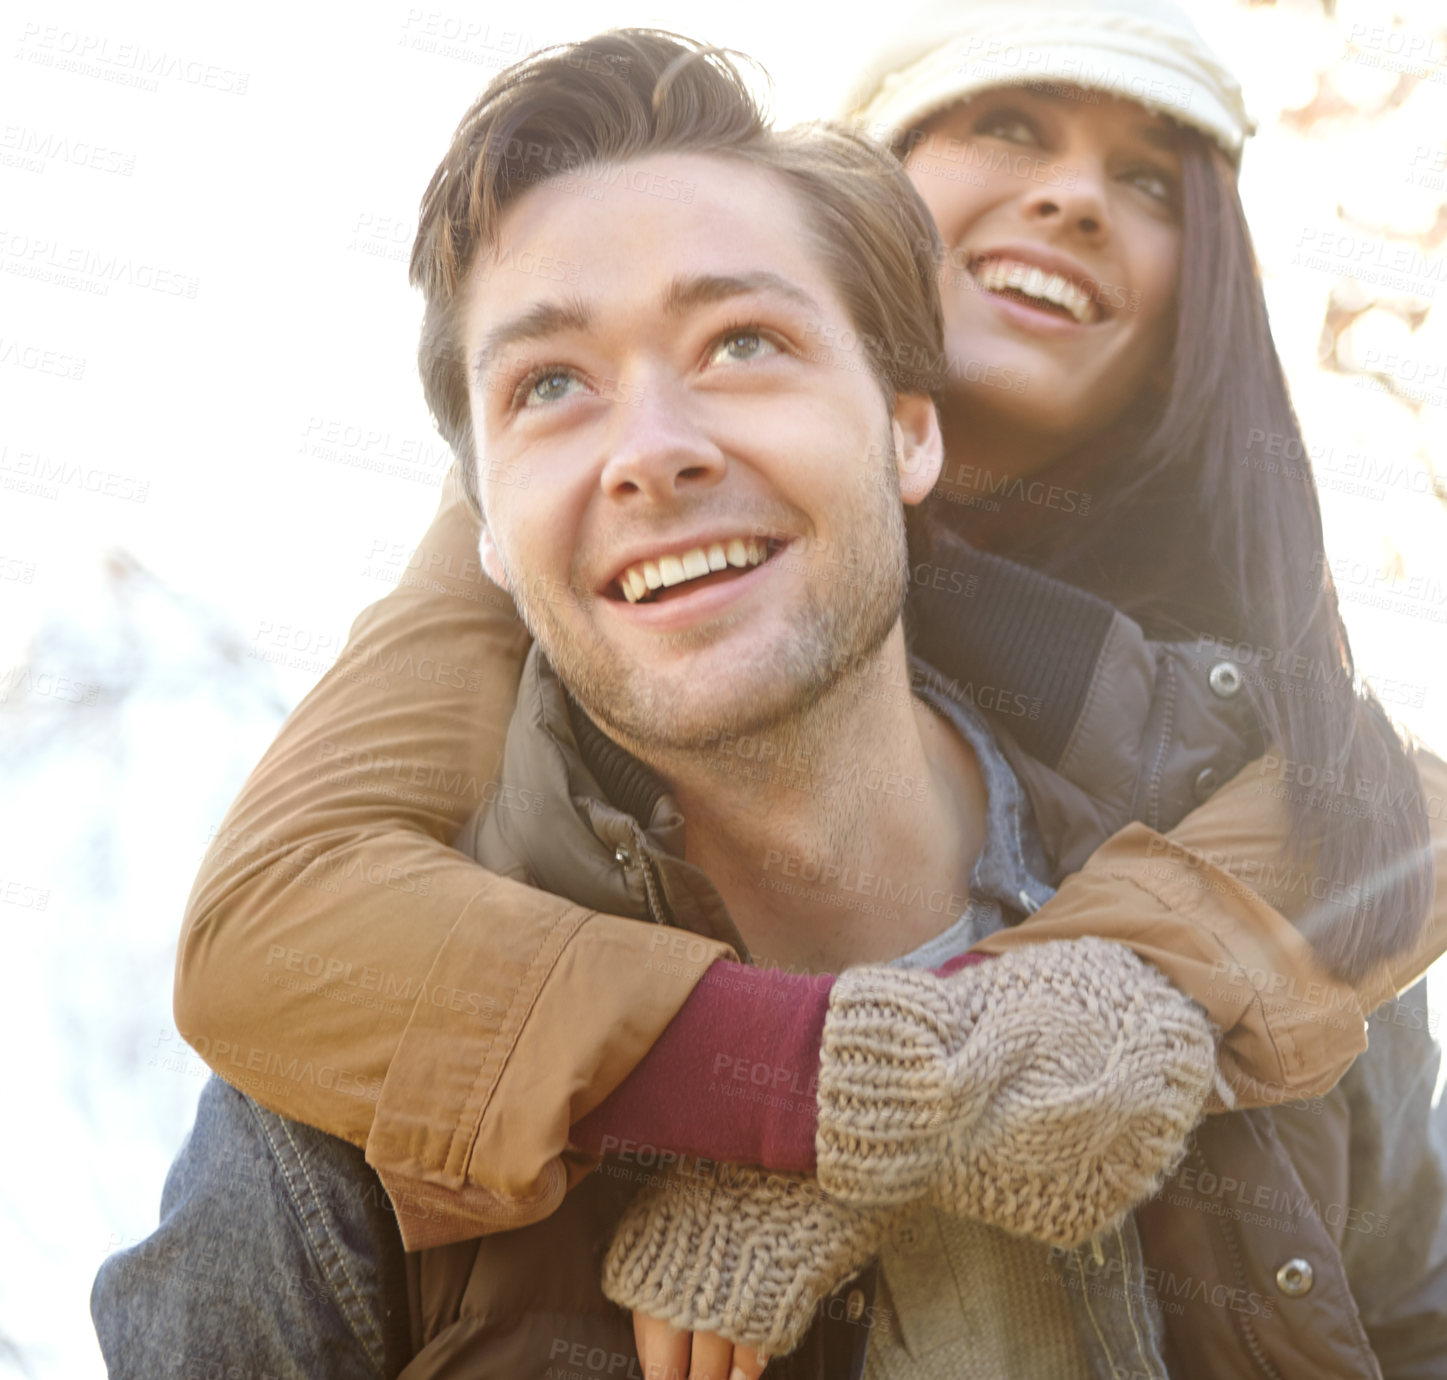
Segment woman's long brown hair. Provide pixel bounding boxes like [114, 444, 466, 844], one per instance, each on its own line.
[952, 127, 1432, 983]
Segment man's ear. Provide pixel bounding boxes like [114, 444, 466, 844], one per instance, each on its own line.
[478, 523, 511, 592]
[891, 393, 944, 506]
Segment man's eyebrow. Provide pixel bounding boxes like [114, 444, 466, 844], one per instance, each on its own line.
[661, 271, 823, 318]
[471, 273, 822, 383]
[473, 298, 593, 384]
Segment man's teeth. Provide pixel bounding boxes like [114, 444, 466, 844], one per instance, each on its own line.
[619, 539, 769, 603]
[972, 259, 1095, 324]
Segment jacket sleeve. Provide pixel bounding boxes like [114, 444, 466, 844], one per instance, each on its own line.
[974, 750, 1447, 1109]
[173, 466, 729, 1236]
[954, 551, 1444, 1110]
[176, 480, 1443, 1241]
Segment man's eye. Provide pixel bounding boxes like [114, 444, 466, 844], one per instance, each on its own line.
[519, 370, 581, 408]
[708, 330, 778, 365]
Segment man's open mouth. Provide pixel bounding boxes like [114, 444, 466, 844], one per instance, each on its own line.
[611, 537, 784, 604]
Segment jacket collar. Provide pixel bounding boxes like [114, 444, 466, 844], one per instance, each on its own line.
[565, 690, 669, 827]
[468, 644, 1055, 954]
[467, 646, 745, 954]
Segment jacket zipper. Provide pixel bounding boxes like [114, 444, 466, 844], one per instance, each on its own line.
[636, 842, 668, 926]
[1219, 1215, 1284, 1380]
[616, 826, 670, 926]
[1144, 658, 1176, 832]
[1197, 1146, 1284, 1380]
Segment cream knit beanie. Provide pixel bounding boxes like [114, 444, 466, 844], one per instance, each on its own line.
[846, 0, 1253, 163]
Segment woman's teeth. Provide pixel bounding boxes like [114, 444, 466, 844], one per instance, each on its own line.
[972, 259, 1096, 324]
[619, 539, 770, 603]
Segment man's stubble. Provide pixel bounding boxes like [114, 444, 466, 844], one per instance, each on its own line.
[509, 433, 913, 779]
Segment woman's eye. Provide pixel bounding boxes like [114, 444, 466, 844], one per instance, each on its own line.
[520, 370, 581, 408]
[1126, 168, 1178, 206]
[708, 331, 778, 365]
[973, 109, 1038, 145]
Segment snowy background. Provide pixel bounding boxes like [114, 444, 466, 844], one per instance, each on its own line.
[2, 1, 1446, 1374]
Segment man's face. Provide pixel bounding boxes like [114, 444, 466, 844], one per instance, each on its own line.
[462, 152, 941, 754]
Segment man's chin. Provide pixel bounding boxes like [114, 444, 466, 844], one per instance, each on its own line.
[541, 620, 797, 739]
[537, 583, 902, 763]
[583, 674, 807, 759]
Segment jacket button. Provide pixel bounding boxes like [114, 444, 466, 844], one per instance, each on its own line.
[846, 1288, 866, 1322]
[1275, 1258, 1314, 1296]
[614, 843, 634, 868]
[1208, 661, 1243, 698]
[1193, 766, 1221, 802]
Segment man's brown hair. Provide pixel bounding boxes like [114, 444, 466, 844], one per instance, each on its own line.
[408, 28, 946, 515]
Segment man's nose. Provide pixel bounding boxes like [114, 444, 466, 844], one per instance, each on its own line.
[598, 381, 726, 502]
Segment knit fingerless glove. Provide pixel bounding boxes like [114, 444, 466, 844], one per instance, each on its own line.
[817, 936, 1219, 1247]
[600, 1158, 893, 1356]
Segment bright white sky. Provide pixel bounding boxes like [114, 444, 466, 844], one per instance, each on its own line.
[2, 2, 1446, 1376]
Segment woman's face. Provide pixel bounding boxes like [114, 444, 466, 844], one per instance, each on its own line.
[905, 85, 1185, 473]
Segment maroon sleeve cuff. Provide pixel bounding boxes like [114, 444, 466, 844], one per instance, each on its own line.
[570, 959, 833, 1172]
[569, 949, 995, 1172]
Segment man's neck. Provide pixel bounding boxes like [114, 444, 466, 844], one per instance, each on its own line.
[640, 627, 989, 973]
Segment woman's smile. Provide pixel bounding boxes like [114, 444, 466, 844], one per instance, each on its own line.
[906, 86, 1184, 471]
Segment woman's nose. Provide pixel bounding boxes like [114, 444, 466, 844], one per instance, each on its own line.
[1020, 163, 1111, 241]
